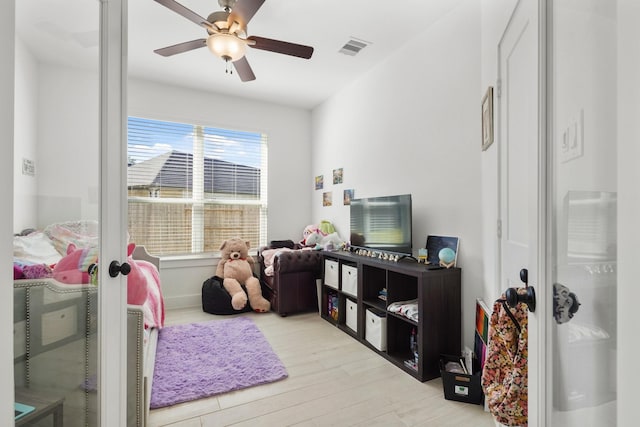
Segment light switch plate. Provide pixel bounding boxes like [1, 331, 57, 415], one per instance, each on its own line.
[561, 109, 584, 163]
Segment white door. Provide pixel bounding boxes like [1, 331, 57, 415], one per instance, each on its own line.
[498, 0, 543, 422]
[9, 0, 129, 425]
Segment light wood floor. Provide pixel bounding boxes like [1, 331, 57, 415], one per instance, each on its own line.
[149, 308, 497, 427]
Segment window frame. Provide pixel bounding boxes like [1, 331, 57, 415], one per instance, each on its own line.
[126, 116, 268, 257]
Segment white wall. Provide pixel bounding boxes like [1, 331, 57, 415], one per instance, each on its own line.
[14, 41, 99, 230]
[311, 0, 482, 348]
[36, 62, 100, 226]
[14, 37, 38, 232]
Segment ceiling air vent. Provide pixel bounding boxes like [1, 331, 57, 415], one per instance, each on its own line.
[339, 38, 370, 56]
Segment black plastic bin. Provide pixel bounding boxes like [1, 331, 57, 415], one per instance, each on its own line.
[439, 354, 484, 405]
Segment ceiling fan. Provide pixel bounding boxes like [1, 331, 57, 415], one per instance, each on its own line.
[153, 0, 314, 82]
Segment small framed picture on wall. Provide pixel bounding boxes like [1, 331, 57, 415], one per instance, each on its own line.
[343, 189, 354, 205]
[323, 192, 333, 206]
[481, 86, 494, 151]
[315, 175, 323, 190]
[333, 168, 343, 184]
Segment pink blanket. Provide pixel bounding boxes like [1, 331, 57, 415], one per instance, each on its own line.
[128, 257, 165, 329]
[261, 247, 314, 276]
[261, 248, 293, 276]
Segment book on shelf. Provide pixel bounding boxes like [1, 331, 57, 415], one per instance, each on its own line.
[403, 359, 418, 371]
[15, 402, 36, 420]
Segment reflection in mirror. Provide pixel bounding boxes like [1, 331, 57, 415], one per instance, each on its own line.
[14, 0, 100, 425]
[564, 191, 617, 263]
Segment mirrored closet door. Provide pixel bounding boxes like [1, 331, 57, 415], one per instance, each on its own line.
[13, 0, 128, 425]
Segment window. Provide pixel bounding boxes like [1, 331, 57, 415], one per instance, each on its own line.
[127, 117, 267, 256]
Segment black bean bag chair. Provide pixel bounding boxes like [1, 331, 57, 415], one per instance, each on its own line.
[201, 275, 254, 315]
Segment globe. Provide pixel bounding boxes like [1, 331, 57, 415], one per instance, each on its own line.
[439, 248, 456, 264]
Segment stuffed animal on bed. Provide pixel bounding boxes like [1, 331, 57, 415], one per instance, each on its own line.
[52, 243, 98, 284]
[215, 238, 270, 313]
[52, 243, 157, 302]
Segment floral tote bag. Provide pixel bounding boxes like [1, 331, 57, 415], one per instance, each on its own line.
[481, 294, 529, 427]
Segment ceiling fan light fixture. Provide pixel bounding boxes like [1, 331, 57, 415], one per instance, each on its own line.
[207, 11, 230, 31]
[206, 33, 246, 62]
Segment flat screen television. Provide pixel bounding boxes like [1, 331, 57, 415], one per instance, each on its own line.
[349, 194, 413, 256]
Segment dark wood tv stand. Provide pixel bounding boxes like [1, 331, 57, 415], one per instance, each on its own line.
[320, 250, 461, 381]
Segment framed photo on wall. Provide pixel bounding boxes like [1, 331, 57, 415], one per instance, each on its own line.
[333, 168, 343, 184]
[343, 189, 354, 205]
[323, 192, 332, 206]
[481, 86, 494, 151]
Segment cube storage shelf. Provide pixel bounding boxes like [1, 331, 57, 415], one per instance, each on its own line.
[320, 250, 461, 381]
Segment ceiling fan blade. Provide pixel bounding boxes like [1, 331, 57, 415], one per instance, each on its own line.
[228, 0, 265, 29]
[154, 0, 211, 29]
[247, 36, 314, 59]
[232, 56, 256, 82]
[154, 39, 207, 57]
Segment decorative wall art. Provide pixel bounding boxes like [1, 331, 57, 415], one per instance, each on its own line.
[333, 168, 343, 184]
[315, 175, 323, 190]
[323, 192, 332, 207]
[343, 189, 354, 205]
[481, 86, 494, 151]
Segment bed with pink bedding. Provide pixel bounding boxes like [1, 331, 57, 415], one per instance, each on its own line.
[13, 220, 164, 426]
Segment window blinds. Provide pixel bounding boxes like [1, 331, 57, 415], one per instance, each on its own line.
[127, 117, 267, 256]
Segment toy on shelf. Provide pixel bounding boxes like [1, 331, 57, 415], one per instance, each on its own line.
[439, 248, 456, 269]
[417, 248, 428, 264]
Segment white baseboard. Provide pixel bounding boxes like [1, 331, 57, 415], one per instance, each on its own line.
[163, 294, 201, 310]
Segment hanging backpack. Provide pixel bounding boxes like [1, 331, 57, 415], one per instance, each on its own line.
[481, 292, 529, 427]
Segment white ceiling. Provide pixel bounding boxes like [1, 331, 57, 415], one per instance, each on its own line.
[17, 0, 462, 109]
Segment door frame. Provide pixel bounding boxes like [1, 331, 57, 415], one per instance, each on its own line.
[535, 0, 549, 425]
[0, 1, 16, 425]
[99, 0, 129, 424]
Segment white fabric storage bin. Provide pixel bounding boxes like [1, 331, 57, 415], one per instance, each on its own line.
[365, 309, 387, 351]
[324, 259, 339, 289]
[345, 298, 358, 332]
[341, 265, 358, 297]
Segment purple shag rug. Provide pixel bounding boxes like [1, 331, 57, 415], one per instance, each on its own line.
[150, 317, 288, 408]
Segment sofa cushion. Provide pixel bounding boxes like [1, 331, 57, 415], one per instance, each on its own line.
[269, 239, 296, 249]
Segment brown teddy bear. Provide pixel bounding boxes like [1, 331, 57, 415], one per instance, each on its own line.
[215, 238, 270, 313]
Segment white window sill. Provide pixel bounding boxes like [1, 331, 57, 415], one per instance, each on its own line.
[160, 254, 218, 269]
[159, 250, 259, 269]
